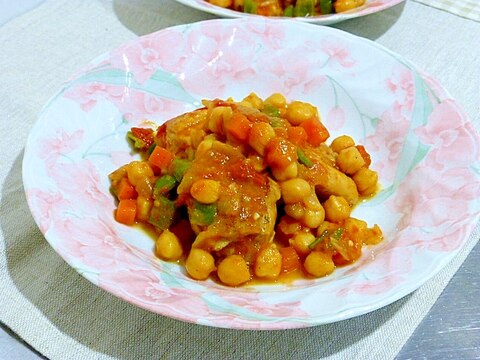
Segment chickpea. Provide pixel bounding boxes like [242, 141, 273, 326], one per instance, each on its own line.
[186, 248, 216, 280]
[303, 208, 325, 228]
[335, 0, 366, 13]
[242, 93, 263, 109]
[323, 195, 351, 223]
[304, 251, 335, 277]
[136, 196, 152, 221]
[155, 230, 183, 261]
[134, 175, 154, 198]
[303, 191, 323, 211]
[254, 244, 282, 279]
[248, 122, 276, 156]
[217, 255, 251, 286]
[285, 101, 318, 125]
[330, 135, 355, 153]
[362, 184, 377, 197]
[127, 161, 154, 187]
[208, 0, 233, 7]
[336, 146, 366, 175]
[264, 93, 287, 110]
[285, 202, 305, 220]
[352, 168, 378, 195]
[190, 179, 221, 204]
[289, 232, 315, 256]
[316, 221, 337, 237]
[302, 192, 325, 228]
[271, 162, 298, 181]
[280, 178, 311, 204]
[285, 191, 325, 228]
[208, 106, 232, 134]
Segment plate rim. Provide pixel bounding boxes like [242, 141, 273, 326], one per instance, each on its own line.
[22, 17, 480, 330]
[173, 0, 406, 25]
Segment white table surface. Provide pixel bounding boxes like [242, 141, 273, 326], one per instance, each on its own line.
[0, 1, 478, 359]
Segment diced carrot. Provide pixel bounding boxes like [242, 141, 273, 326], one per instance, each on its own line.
[265, 138, 297, 169]
[356, 145, 372, 167]
[224, 112, 252, 142]
[117, 177, 137, 200]
[115, 199, 137, 225]
[300, 119, 330, 147]
[280, 246, 301, 273]
[287, 126, 308, 146]
[148, 146, 174, 172]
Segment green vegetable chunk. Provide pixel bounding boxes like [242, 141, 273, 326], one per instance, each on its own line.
[146, 143, 156, 156]
[149, 196, 176, 230]
[293, 0, 315, 17]
[297, 148, 313, 167]
[263, 104, 281, 118]
[154, 175, 177, 196]
[283, 5, 294, 16]
[244, 0, 257, 13]
[319, 0, 333, 14]
[328, 228, 348, 259]
[308, 230, 329, 249]
[190, 201, 217, 226]
[127, 131, 146, 150]
[170, 158, 191, 182]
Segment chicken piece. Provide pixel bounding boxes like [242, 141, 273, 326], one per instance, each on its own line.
[177, 140, 281, 258]
[164, 108, 209, 155]
[298, 147, 359, 205]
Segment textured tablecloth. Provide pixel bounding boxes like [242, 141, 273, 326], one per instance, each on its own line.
[1, 1, 479, 359]
[413, 0, 480, 21]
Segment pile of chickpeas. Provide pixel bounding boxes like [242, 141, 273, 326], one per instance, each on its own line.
[110, 93, 383, 287]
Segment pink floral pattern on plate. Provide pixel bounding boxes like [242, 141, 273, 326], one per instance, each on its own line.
[174, 0, 405, 25]
[22, 18, 480, 330]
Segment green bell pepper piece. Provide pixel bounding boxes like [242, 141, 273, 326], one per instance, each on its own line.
[127, 131, 146, 150]
[319, 0, 333, 14]
[154, 175, 177, 196]
[293, 0, 315, 17]
[148, 196, 176, 230]
[308, 230, 329, 249]
[170, 158, 191, 182]
[263, 104, 281, 118]
[244, 0, 257, 13]
[190, 201, 217, 226]
[284, 5, 294, 16]
[297, 148, 313, 168]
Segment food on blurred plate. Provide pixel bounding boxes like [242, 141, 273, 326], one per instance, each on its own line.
[206, 0, 366, 17]
[109, 93, 383, 286]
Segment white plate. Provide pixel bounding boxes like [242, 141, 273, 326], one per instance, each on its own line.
[23, 18, 480, 329]
[174, 0, 405, 25]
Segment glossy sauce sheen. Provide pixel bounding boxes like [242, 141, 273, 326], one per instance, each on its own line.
[109, 93, 383, 287]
